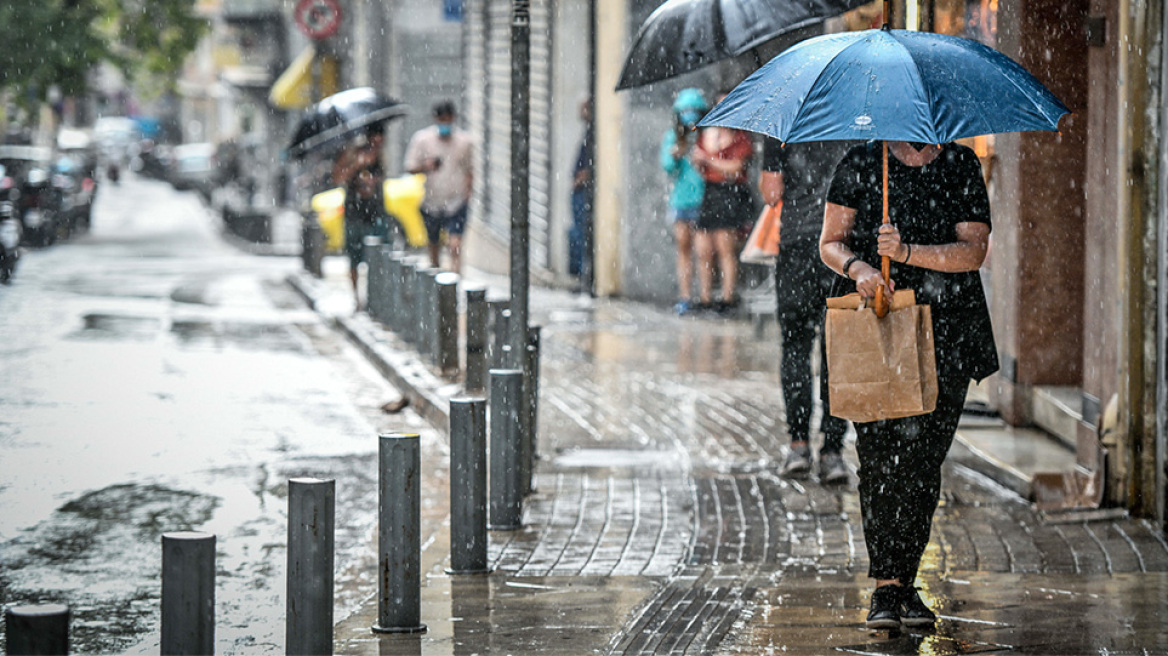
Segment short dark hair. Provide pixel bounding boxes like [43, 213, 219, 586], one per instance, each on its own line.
[432, 100, 456, 118]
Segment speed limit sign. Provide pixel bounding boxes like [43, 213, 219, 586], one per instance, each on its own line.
[294, 0, 342, 40]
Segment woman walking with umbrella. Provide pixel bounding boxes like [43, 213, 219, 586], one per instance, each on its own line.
[698, 8, 1068, 629]
[822, 139, 997, 627]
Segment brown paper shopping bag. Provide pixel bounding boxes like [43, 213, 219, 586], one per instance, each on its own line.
[825, 290, 938, 422]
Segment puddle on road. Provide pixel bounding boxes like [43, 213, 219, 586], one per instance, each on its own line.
[170, 282, 214, 306]
[554, 447, 684, 470]
[0, 483, 219, 654]
[169, 320, 305, 353]
[73, 314, 162, 341]
[837, 634, 1012, 655]
[70, 314, 305, 354]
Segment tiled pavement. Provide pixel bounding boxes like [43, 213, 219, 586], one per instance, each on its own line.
[289, 263, 1168, 655]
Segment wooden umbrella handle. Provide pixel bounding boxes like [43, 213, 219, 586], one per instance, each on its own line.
[875, 142, 891, 318]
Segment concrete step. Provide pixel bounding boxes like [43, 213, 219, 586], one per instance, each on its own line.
[1031, 385, 1081, 450]
[952, 423, 1078, 500]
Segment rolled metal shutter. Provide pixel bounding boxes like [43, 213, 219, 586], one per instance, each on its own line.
[529, 0, 552, 268]
[465, 0, 489, 233]
[483, 0, 512, 242]
[469, 0, 553, 269]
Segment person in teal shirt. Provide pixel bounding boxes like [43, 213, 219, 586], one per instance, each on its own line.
[660, 88, 708, 314]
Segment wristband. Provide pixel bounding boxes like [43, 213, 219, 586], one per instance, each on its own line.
[902, 243, 912, 264]
[842, 256, 860, 278]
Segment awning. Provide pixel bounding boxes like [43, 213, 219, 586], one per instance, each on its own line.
[268, 46, 339, 110]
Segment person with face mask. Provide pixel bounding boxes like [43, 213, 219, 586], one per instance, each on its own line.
[660, 88, 709, 314]
[405, 100, 475, 272]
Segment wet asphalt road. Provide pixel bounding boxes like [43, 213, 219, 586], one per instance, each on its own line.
[0, 177, 434, 654]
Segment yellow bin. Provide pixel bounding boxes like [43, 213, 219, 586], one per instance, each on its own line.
[310, 173, 429, 250]
[311, 187, 346, 253]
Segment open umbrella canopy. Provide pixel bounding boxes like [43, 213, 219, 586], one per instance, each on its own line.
[287, 87, 408, 159]
[699, 27, 1070, 143]
[616, 0, 872, 90]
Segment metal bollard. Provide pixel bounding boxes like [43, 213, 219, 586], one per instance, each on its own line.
[488, 369, 524, 530]
[399, 260, 418, 344]
[488, 300, 511, 369]
[522, 325, 542, 495]
[436, 273, 460, 375]
[302, 214, 324, 278]
[370, 245, 394, 325]
[415, 268, 436, 359]
[387, 251, 406, 333]
[161, 532, 215, 655]
[464, 287, 489, 393]
[448, 397, 489, 574]
[426, 270, 443, 364]
[363, 236, 383, 316]
[4, 604, 69, 655]
[373, 434, 427, 634]
[286, 478, 335, 655]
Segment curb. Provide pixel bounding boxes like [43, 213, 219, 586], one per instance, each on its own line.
[286, 272, 454, 430]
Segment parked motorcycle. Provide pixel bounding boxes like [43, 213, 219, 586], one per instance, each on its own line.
[19, 167, 60, 247]
[0, 166, 22, 283]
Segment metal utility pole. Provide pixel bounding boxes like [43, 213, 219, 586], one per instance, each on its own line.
[508, 0, 531, 369]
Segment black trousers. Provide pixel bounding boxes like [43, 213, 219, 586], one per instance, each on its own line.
[775, 239, 847, 451]
[856, 375, 969, 584]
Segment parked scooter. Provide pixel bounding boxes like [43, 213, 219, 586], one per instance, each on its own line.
[0, 166, 22, 283]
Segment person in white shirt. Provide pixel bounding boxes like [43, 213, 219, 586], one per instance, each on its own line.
[404, 100, 475, 272]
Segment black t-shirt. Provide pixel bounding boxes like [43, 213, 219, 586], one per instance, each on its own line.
[345, 163, 386, 225]
[762, 139, 852, 245]
[826, 141, 998, 381]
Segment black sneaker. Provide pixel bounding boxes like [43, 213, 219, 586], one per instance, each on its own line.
[780, 444, 812, 478]
[866, 585, 902, 630]
[899, 586, 937, 628]
[818, 451, 849, 485]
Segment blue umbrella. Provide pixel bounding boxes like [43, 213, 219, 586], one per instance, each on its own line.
[699, 27, 1070, 144]
[699, 26, 1069, 316]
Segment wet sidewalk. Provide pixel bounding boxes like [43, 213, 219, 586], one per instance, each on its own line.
[289, 258, 1168, 655]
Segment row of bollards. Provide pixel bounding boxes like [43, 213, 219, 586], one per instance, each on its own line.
[362, 248, 541, 496]
[4, 254, 545, 654]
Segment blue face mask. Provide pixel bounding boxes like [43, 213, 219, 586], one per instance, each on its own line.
[679, 110, 702, 127]
[437, 123, 453, 138]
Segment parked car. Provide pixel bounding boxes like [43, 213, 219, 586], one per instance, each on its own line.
[52, 155, 97, 237]
[169, 142, 218, 201]
[0, 146, 61, 247]
[56, 129, 99, 236]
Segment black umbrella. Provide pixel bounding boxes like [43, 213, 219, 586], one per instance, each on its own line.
[616, 0, 873, 90]
[287, 87, 408, 159]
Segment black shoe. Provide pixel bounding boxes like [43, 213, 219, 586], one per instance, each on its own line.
[713, 296, 740, 315]
[866, 585, 902, 630]
[780, 444, 812, 479]
[899, 586, 936, 628]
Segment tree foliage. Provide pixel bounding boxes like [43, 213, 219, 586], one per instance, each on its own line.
[0, 0, 207, 106]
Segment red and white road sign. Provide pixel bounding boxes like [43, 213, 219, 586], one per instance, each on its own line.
[294, 0, 342, 41]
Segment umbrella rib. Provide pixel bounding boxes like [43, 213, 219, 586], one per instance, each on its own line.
[898, 36, 942, 144]
[993, 60, 1069, 131]
[782, 34, 873, 142]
